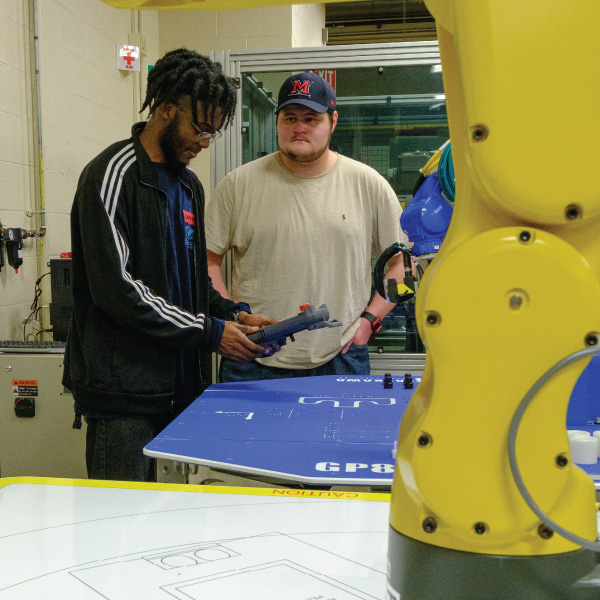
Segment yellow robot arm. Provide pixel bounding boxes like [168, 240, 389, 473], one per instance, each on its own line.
[388, 1, 600, 598]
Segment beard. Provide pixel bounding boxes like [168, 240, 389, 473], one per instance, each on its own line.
[277, 128, 332, 164]
[159, 115, 186, 168]
[280, 143, 329, 163]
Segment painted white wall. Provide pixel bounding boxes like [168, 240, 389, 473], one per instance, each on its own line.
[0, 0, 35, 339]
[0, 0, 321, 340]
[0, 0, 155, 339]
[292, 3, 325, 47]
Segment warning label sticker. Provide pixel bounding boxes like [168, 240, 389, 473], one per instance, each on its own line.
[12, 380, 38, 396]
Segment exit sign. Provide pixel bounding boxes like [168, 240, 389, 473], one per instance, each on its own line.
[314, 69, 336, 91]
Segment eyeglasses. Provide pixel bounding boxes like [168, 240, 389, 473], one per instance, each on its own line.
[174, 103, 223, 143]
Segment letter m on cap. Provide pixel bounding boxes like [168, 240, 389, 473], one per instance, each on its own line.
[291, 80, 312, 95]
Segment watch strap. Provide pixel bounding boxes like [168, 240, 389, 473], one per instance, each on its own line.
[361, 311, 382, 332]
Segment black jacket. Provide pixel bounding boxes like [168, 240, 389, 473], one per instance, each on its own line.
[63, 123, 242, 415]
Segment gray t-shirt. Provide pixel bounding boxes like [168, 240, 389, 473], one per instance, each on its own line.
[206, 152, 406, 369]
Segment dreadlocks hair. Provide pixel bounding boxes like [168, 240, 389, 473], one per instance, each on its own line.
[140, 48, 238, 131]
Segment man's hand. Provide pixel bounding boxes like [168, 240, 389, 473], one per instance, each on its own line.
[238, 312, 282, 356]
[238, 311, 279, 329]
[341, 317, 372, 354]
[217, 321, 281, 362]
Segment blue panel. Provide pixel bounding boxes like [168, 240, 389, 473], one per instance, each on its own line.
[146, 374, 600, 483]
[568, 355, 600, 426]
[146, 375, 413, 485]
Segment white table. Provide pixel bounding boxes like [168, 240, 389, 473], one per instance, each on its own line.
[0, 477, 389, 599]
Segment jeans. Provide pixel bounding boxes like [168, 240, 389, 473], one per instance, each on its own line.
[85, 413, 172, 482]
[220, 343, 370, 382]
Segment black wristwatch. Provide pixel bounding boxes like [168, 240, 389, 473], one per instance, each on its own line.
[361, 311, 382, 333]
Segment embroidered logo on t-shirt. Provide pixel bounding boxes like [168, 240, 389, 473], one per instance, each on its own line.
[183, 210, 195, 226]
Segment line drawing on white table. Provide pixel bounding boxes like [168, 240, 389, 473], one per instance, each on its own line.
[70, 532, 383, 599]
[0, 482, 389, 600]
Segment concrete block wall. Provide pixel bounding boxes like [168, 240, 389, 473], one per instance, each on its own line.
[0, 0, 159, 339]
[0, 0, 322, 340]
[0, 0, 38, 339]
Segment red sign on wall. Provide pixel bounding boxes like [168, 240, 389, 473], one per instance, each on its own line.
[314, 69, 336, 92]
[117, 45, 140, 72]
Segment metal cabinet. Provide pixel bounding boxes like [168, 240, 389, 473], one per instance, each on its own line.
[0, 352, 87, 478]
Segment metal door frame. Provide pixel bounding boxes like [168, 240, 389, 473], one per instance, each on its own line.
[209, 42, 440, 380]
[211, 41, 441, 190]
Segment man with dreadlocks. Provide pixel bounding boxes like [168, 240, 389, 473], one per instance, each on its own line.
[63, 48, 277, 482]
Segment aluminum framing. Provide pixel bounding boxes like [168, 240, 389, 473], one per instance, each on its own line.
[208, 42, 440, 381]
[210, 41, 441, 189]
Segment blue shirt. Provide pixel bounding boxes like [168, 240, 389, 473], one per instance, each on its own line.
[154, 164, 195, 312]
[154, 163, 199, 410]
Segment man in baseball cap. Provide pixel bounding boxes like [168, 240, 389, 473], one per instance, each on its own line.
[276, 71, 336, 113]
[205, 70, 408, 383]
